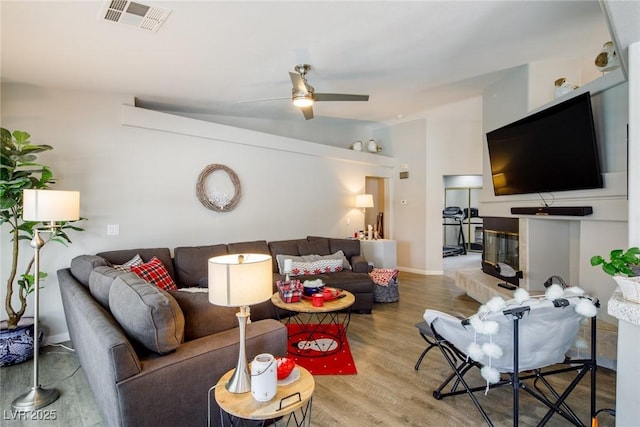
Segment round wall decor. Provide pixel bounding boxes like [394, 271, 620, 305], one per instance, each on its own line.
[196, 164, 241, 212]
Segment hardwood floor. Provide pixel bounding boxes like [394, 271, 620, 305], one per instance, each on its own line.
[0, 271, 616, 426]
[311, 272, 616, 427]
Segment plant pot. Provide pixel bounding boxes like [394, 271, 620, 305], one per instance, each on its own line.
[613, 276, 640, 304]
[0, 317, 44, 367]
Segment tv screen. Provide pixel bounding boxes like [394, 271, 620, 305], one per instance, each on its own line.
[486, 92, 603, 196]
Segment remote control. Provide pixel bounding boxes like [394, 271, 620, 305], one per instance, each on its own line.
[498, 282, 517, 291]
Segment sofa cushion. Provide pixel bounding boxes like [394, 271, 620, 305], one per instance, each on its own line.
[168, 289, 276, 341]
[304, 271, 374, 294]
[97, 248, 175, 279]
[268, 239, 302, 271]
[328, 238, 361, 260]
[89, 266, 127, 308]
[70, 255, 111, 288]
[173, 244, 228, 287]
[298, 238, 331, 256]
[227, 240, 270, 255]
[169, 289, 239, 340]
[109, 273, 184, 354]
[131, 257, 178, 291]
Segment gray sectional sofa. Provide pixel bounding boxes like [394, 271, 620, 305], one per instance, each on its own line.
[57, 236, 373, 427]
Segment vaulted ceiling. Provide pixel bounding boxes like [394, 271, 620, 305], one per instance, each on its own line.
[0, 1, 618, 139]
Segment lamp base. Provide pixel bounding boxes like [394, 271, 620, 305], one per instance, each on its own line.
[225, 307, 251, 394]
[12, 386, 60, 411]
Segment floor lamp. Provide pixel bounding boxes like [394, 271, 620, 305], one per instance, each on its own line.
[208, 253, 272, 393]
[12, 189, 80, 411]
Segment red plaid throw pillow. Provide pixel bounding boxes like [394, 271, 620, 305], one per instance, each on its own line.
[131, 257, 178, 291]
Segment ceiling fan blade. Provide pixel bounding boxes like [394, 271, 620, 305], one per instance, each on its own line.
[238, 97, 289, 103]
[301, 106, 314, 120]
[135, 98, 218, 114]
[315, 93, 369, 102]
[289, 72, 309, 95]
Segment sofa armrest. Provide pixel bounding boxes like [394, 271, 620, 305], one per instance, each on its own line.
[57, 268, 142, 427]
[115, 319, 287, 427]
[351, 255, 370, 273]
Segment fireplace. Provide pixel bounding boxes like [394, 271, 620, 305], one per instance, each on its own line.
[482, 217, 521, 286]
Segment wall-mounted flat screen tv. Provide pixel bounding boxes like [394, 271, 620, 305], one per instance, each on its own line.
[486, 92, 603, 196]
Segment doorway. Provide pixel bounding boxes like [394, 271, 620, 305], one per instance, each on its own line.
[365, 176, 389, 238]
[443, 175, 483, 254]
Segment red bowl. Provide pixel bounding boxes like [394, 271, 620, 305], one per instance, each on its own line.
[276, 357, 296, 380]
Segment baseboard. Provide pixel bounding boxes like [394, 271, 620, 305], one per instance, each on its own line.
[45, 332, 70, 345]
[396, 266, 436, 275]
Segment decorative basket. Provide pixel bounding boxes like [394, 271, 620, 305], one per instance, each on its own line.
[613, 276, 640, 304]
[373, 279, 399, 303]
[276, 280, 303, 303]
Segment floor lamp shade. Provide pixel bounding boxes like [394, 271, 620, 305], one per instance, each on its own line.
[23, 189, 80, 222]
[208, 253, 273, 307]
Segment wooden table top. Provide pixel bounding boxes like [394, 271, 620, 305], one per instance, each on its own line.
[271, 290, 355, 313]
[215, 366, 314, 420]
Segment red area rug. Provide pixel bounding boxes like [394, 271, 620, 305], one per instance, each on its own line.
[286, 323, 357, 375]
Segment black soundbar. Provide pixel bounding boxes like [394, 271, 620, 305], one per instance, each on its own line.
[511, 206, 593, 216]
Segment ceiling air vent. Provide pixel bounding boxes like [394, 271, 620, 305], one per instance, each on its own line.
[101, 0, 171, 32]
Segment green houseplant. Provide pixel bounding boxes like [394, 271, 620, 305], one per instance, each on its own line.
[1, 128, 84, 331]
[590, 247, 640, 277]
[591, 247, 640, 303]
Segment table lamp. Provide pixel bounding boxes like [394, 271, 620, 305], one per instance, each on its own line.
[208, 253, 272, 393]
[355, 194, 374, 212]
[12, 189, 80, 411]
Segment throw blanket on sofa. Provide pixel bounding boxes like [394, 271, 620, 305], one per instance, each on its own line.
[369, 268, 399, 286]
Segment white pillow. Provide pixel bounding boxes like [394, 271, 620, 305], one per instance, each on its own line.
[276, 251, 351, 274]
[112, 254, 143, 271]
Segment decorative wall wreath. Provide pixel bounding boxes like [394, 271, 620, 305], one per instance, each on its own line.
[196, 164, 241, 212]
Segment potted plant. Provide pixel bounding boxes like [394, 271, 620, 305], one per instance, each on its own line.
[1, 128, 84, 366]
[590, 247, 640, 303]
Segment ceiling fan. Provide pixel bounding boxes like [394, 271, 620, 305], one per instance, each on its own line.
[287, 64, 369, 120]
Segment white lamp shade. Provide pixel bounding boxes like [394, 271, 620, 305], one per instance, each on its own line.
[22, 189, 80, 222]
[355, 194, 374, 209]
[208, 253, 273, 307]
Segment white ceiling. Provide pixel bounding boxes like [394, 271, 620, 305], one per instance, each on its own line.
[0, 1, 618, 131]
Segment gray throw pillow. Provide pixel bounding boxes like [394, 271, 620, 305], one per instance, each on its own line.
[70, 255, 110, 288]
[109, 273, 185, 354]
[89, 266, 127, 309]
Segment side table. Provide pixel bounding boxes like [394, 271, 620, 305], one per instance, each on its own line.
[359, 239, 397, 269]
[271, 291, 355, 356]
[212, 365, 315, 427]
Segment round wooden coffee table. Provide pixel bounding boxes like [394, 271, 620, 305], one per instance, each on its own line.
[271, 290, 355, 356]
[213, 365, 314, 426]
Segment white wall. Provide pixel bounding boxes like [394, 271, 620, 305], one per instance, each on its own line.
[0, 83, 394, 342]
[386, 119, 427, 272]
[479, 65, 630, 324]
[378, 98, 483, 274]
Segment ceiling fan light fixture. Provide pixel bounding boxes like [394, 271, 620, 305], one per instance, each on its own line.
[292, 94, 314, 108]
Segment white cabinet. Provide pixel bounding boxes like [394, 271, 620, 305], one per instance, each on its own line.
[359, 239, 397, 269]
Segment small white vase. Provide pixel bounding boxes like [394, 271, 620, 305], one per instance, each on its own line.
[367, 139, 380, 153]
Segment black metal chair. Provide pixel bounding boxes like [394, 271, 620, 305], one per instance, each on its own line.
[424, 291, 599, 427]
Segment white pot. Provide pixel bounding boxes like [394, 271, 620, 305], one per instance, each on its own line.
[613, 276, 640, 304]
